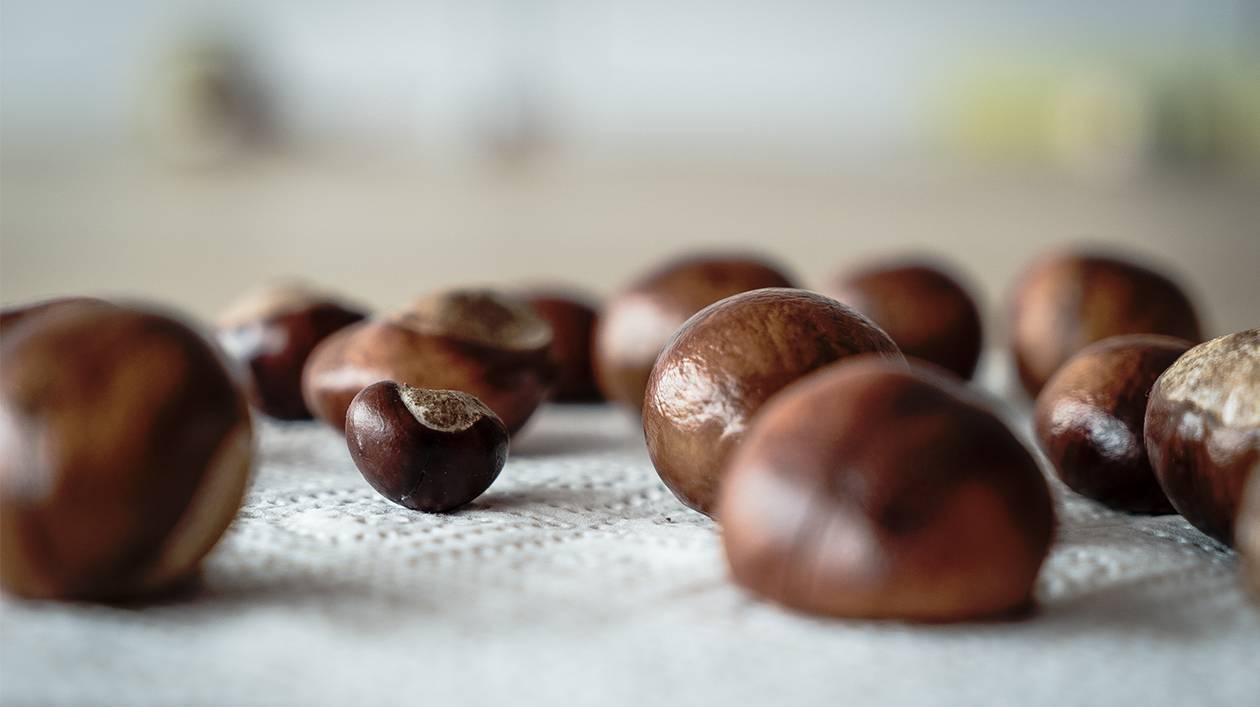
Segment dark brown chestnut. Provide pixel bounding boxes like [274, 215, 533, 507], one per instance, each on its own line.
[823, 260, 983, 380]
[346, 382, 507, 512]
[643, 288, 903, 516]
[594, 253, 794, 410]
[302, 289, 553, 434]
[216, 284, 366, 420]
[718, 358, 1055, 621]
[1145, 328, 1259, 545]
[0, 301, 254, 601]
[1034, 334, 1192, 513]
[1239, 473, 1260, 599]
[520, 290, 602, 402]
[1008, 251, 1202, 397]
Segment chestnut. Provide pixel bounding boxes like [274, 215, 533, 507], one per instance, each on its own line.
[216, 284, 366, 420]
[643, 288, 903, 516]
[1008, 251, 1202, 396]
[1240, 474, 1260, 600]
[718, 358, 1055, 621]
[346, 382, 507, 512]
[822, 260, 983, 379]
[1034, 334, 1192, 513]
[593, 253, 794, 410]
[1145, 328, 1259, 545]
[0, 301, 254, 601]
[520, 289, 602, 402]
[302, 289, 553, 434]
[0, 296, 110, 335]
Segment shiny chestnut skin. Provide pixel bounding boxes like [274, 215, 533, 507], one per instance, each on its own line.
[303, 289, 553, 434]
[521, 290, 602, 402]
[216, 285, 366, 420]
[594, 253, 794, 411]
[346, 382, 508, 512]
[1145, 328, 1260, 546]
[1009, 251, 1202, 397]
[1240, 474, 1260, 600]
[643, 288, 903, 517]
[1034, 334, 1192, 513]
[823, 260, 983, 380]
[719, 359, 1055, 621]
[0, 302, 254, 601]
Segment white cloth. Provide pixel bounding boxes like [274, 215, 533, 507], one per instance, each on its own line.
[2, 366, 1258, 706]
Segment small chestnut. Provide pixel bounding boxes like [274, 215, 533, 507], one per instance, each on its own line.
[216, 284, 366, 420]
[594, 253, 794, 410]
[0, 301, 254, 601]
[346, 382, 507, 512]
[1145, 328, 1259, 545]
[822, 260, 983, 380]
[643, 288, 903, 516]
[1008, 251, 1202, 396]
[718, 359, 1055, 621]
[302, 289, 553, 434]
[1239, 473, 1260, 600]
[520, 289, 603, 402]
[1034, 334, 1192, 513]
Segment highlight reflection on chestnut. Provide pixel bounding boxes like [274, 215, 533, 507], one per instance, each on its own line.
[719, 359, 1055, 622]
[346, 382, 507, 512]
[1145, 328, 1260, 546]
[594, 253, 794, 411]
[1009, 251, 1202, 396]
[1034, 334, 1191, 514]
[643, 287, 902, 517]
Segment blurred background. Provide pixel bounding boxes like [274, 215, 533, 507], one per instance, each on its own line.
[2, 0, 1258, 337]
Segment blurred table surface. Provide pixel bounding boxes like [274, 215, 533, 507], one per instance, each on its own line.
[1, 353, 1257, 707]
[2, 152, 1258, 337]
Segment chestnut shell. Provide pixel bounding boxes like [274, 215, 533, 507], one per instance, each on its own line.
[719, 359, 1055, 621]
[521, 291, 603, 402]
[824, 261, 983, 380]
[346, 382, 508, 512]
[643, 287, 903, 517]
[593, 254, 794, 410]
[217, 295, 366, 420]
[0, 302, 253, 600]
[1145, 328, 1259, 545]
[302, 291, 553, 434]
[1009, 251, 1202, 396]
[1034, 334, 1191, 513]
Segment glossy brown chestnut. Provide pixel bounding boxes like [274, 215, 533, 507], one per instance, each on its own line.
[594, 253, 794, 410]
[521, 290, 602, 402]
[302, 289, 553, 434]
[1034, 334, 1192, 513]
[823, 260, 983, 379]
[718, 359, 1055, 621]
[0, 301, 254, 601]
[1145, 328, 1260, 545]
[1239, 473, 1260, 600]
[216, 284, 366, 420]
[346, 382, 508, 512]
[1009, 251, 1202, 396]
[643, 288, 903, 516]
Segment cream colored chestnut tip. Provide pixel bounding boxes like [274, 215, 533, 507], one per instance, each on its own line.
[389, 289, 552, 351]
[397, 384, 499, 433]
[1155, 329, 1260, 428]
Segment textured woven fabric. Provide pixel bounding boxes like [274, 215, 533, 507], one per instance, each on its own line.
[2, 361, 1258, 706]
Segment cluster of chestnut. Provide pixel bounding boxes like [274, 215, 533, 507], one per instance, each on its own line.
[0, 248, 1256, 622]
